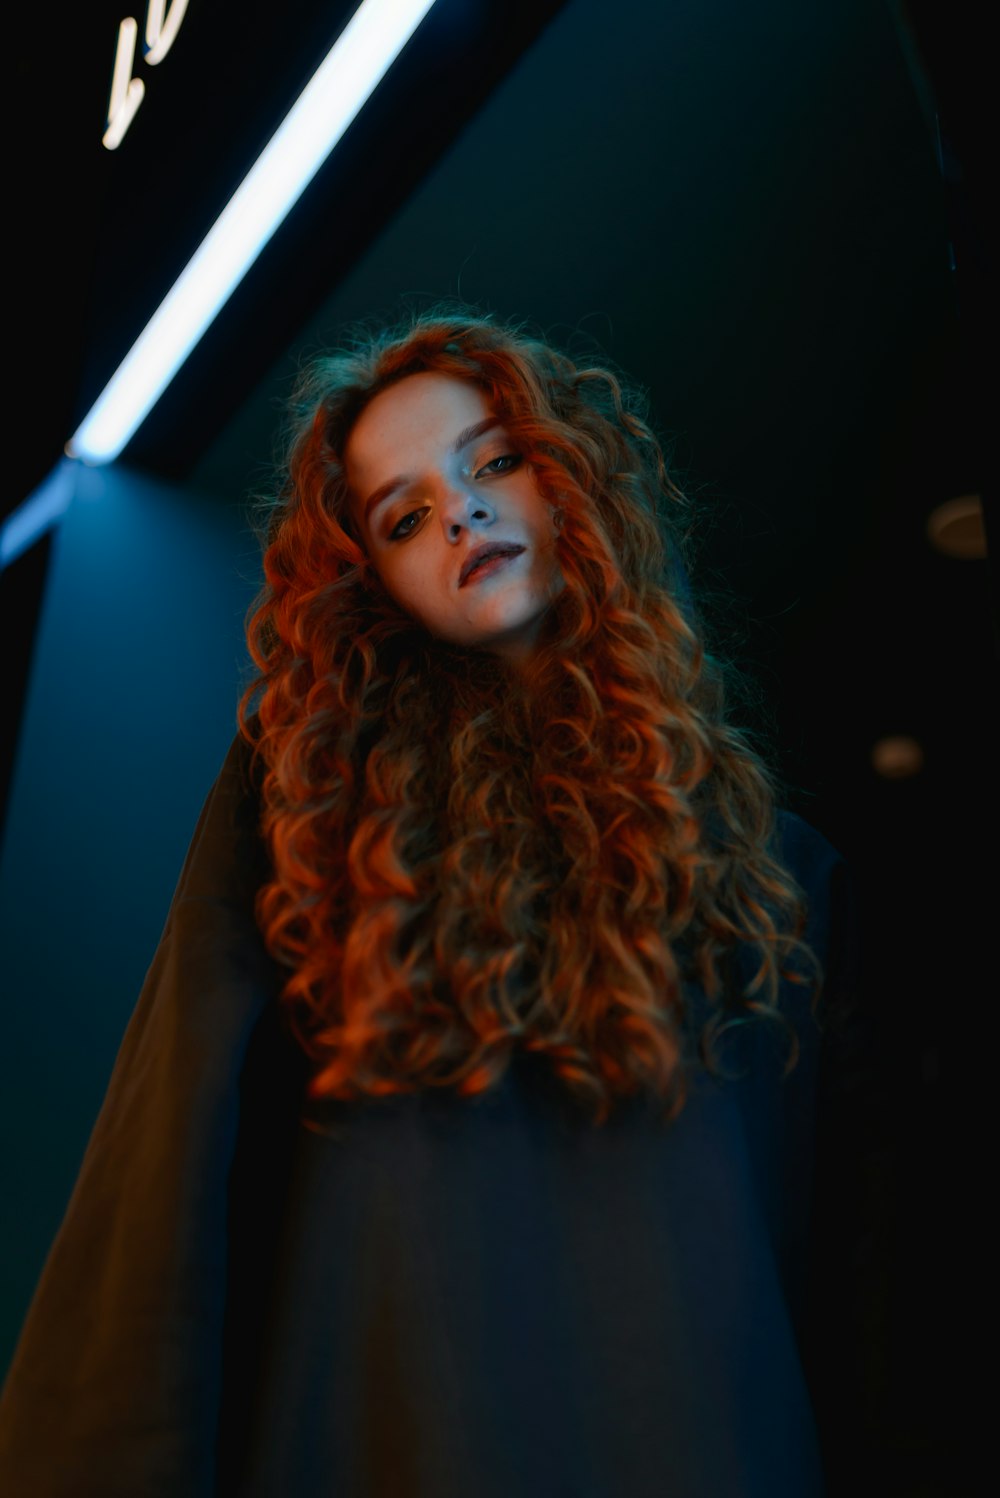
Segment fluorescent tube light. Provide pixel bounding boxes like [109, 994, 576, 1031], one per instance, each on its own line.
[69, 0, 438, 465]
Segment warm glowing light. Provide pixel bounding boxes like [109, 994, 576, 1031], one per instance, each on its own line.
[871, 735, 925, 780]
[926, 494, 987, 560]
[103, 18, 146, 150]
[73, 0, 438, 464]
[144, 0, 190, 65]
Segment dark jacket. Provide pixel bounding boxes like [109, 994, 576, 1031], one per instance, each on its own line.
[0, 731, 863, 1497]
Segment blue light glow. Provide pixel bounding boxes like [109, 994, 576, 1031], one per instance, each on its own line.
[1, 462, 78, 568]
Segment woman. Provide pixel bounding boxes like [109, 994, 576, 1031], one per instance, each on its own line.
[0, 304, 860, 1496]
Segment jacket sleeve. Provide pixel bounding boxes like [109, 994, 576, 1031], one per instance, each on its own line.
[0, 731, 300, 1498]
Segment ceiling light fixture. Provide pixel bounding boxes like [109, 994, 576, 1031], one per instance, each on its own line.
[69, 0, 438, 465]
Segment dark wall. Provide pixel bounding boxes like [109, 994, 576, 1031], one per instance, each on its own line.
[0, 464, 261, 1373]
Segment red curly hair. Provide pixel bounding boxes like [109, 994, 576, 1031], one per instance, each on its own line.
[238, 301, 822, 1127]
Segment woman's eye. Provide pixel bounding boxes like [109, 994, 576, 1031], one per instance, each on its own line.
[389, 507, 429, 540]
[478, 453, 523, 478]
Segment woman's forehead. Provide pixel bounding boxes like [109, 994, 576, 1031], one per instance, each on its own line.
[344, 373, 498, 490]
[351, 373, 493, 448]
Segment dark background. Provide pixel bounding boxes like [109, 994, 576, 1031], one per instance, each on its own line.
[4, 1, 995, 1492]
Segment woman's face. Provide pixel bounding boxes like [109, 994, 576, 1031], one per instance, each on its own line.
[344, 371, 564, 664]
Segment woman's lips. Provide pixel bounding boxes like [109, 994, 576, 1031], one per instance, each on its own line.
[460, 546, 525, 587]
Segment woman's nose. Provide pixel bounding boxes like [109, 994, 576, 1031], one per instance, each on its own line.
[439, 482, 495, 539]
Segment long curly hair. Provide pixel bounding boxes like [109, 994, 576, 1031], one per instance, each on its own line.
[238, 299, 822, 1127]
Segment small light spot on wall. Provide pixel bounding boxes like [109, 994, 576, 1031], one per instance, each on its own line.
[926, 495, 986, 559]
[871, 735, 925, 779]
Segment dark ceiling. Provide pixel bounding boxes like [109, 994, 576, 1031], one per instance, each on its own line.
[5, 1, 996, 1484]
[10, 0, 993, 794]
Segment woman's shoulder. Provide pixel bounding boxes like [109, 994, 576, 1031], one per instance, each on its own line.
[213, 714, 267, 806]
[771, 805, 862, 1013]
[171, 718, 272, 909]
[770, 806, 848, 891]
[220, 710, 261, 768]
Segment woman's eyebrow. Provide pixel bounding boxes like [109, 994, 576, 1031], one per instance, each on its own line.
[362, 416, 505, 524]
[451, 415, 505, 456]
